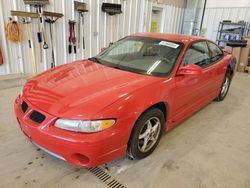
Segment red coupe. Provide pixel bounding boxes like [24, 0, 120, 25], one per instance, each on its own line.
[15, 33, 236, 167]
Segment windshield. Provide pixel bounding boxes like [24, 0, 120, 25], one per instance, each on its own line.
[94, 37, 183, 77]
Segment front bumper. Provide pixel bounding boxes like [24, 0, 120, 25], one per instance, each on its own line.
[14, 95, 129, 167]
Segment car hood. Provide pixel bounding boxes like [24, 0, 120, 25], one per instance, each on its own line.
[23, 60, 159, 119]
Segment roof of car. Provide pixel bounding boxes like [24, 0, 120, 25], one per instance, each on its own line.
[130, 33, 206, 44]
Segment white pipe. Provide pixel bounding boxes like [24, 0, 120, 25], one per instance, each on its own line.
[117, 0, 121, 40]
[12, 0, 24, 74]
[138, 0, 145, 32]
[104, 0, 107, 46]
[160, 6, 166, 33]
[128, 0, 132, 34]
[88, 0, 92, 57]
[0, 0, 11, 74]
[62, 0, 67, 64]
[122, 0, 127, 37]
[148, 2, 152, 32]
[144, 0, 148, 32]
[26, 5, 37, 75]
[96, 0, 100, 54]
[134, 0, 138, 33]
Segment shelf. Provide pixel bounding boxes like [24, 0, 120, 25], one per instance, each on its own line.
[218, 30, 243, 34]
[216, 39, 243, 42]
[217, 21, 246, 47]
[220, 22, 245, 26]
[217, 39, 228, 42]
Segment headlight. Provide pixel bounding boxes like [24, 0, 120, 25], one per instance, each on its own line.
[55, 119, 116, 132]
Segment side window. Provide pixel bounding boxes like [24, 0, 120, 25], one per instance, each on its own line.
[183, 41, 210, 68]
[208, 42, 223, 62]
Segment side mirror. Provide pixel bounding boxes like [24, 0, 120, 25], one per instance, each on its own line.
[177, 64, 202, 76]
[100, 47, 107, 52]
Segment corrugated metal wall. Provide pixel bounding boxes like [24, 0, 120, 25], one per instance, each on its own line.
[202, 7, 250, 40]
[0, 0, 184, 76]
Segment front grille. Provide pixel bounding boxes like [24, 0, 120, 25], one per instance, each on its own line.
[21, 101, 28, 113]
[29, 111, 46, 123]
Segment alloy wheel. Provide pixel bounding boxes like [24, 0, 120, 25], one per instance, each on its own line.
[221, 76, 230, 97]
[138, 117, 161, 153]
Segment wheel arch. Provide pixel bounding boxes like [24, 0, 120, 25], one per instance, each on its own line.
[127, 101, 169, 156]
[227, 56, 236, 77]
[135, 101, 169, 129]
[149, 102, 168, 122]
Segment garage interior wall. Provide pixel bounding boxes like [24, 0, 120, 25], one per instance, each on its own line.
[0, 0, 185, 76]
[181, 0, 204, 35]
[202, 0, 250, 40]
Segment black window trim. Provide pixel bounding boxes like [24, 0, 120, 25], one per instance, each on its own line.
[206, 41, 224, 66]
[181, 40, 211, 69]
[180, 39, 224, 70]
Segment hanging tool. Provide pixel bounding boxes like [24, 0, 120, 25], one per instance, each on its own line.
[23, 0, 50, 63]
[33, 4, 49, 50]
[43, 11, 63, 68]
[5, 18, 22, 43]
[11, 10, 39, 76]
[102, 3, 122, 43]
[36, 5, 43, 63]
[24, 0, 49, 49]
[74, 1, 88, 50]
[77, 12, 81, 50]
[37, 5, 49, 65]
[35, 5, 48, 58]
[68, 20, 77, 54]
[42, 20, 48, 49]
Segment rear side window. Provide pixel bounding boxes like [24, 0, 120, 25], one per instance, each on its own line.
[183, 41, 210, 68]
[207, 42, 223, 62]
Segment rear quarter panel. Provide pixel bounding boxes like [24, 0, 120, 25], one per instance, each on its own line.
[216, 53, 235, 87]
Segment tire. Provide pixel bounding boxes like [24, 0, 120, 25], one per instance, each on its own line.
[215, 71, 231, 101]
[127, 108, 165, 160]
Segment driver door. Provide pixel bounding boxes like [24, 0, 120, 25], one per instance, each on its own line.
[173, 41, 211, 122]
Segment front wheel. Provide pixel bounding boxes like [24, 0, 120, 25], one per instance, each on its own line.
[215, 72, 231, 101]
[127, 108, 165, 160]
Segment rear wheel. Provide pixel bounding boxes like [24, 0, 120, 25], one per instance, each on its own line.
[215, 72, 231, 101]
[127, 108, 165, 160]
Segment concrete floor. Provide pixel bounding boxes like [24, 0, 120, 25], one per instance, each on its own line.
[0, 73, 250, 188]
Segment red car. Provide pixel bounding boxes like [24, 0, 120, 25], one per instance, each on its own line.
[14, 33, 236, 167]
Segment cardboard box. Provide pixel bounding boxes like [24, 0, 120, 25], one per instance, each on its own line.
[238, 47, 250, 72]
[224, 46, 241, 67]
[244, 36, 250, 48]
[245, 66, 250, 73]
[224, 46, 233, 53]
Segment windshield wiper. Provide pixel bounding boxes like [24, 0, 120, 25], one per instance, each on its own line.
[89, 57, 123, 70]
[88, 57, 102, 64]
